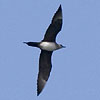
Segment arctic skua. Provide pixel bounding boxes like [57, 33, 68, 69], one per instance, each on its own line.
[24, 5, 65, 96]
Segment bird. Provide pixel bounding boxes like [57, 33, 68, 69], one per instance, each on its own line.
[24, 4, 65, 96]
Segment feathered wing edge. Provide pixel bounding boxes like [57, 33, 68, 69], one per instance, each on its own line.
[42, 5, 62, 42]
[37, 50, 53, 96]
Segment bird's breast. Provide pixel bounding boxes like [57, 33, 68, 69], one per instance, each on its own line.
[39, 42, 58, 51]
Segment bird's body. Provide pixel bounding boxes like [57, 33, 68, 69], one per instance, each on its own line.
[39, 42, 59, 51]
[24, 5, 65, 96]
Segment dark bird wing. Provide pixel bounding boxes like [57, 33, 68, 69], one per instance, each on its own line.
[37, 50, 53, 96]
[42, 5, 62, 42]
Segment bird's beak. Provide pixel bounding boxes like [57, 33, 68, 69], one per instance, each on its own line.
[62, 45, 66, 48]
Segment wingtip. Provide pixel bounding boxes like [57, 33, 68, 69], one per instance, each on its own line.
[37, 85, 42, 96]
[37, 74, 48, 96]
[37, 81, 43, 96]
[57, 4, 62, 12]
[37, 92, 40, 96]
[37, 79, 41, 96]
[37, 90, 41, 96]
[59, 4, 62, 9]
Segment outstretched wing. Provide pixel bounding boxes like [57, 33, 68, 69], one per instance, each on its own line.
[37, 50, 53, 96]
[42, 5, 62, 42]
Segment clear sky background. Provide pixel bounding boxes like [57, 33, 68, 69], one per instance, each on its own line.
[0, 0, 100, 100]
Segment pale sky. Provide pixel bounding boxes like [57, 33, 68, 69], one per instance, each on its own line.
[0, 0, 100, 100]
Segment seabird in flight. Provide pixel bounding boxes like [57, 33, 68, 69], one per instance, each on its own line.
[24, 5, 65, 96]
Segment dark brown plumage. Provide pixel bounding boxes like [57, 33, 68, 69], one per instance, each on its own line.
[37, 51, 52, 95]
[42, 5, 62, 42]
[37, 5, 63, 96]
[24, 5, 63, 96]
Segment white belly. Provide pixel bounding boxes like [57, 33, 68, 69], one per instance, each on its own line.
[39, 42, 58, 51]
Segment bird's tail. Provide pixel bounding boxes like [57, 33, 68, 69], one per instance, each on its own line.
[23, 42, 39, 48]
